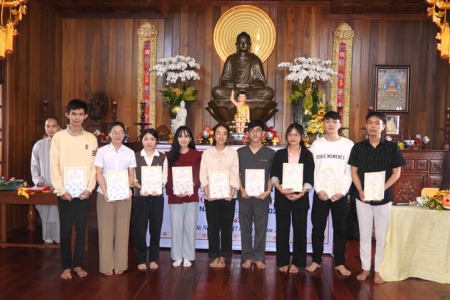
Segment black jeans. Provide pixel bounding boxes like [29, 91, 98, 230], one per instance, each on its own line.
[58, 196, 90, 270]
[310, 194, 348, 266]
[204, 199, 236, 259]
[132, 195, 164, 264]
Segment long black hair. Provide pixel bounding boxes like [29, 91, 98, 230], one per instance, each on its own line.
[168, 126, 196, 166]
[285, 123, 313, 161]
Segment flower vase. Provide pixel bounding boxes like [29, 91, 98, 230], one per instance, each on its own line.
[292, 97, 305, 124]
[169, 105, 180, 119]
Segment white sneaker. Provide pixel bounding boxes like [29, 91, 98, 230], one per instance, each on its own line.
[183, 259, 192, 267]
[44, 239, 53, 244]
[172, 259, 182, 267]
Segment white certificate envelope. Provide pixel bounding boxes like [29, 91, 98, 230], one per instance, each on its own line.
[282, 163, 303, 192]
[63, 167, 87, 197]
[208, 171, 230, 199]
[141, 166, 162, 195]
[107, 170, 129, 201]
[316, 167, 341, 197]
[245, 169, 265, 197]
[172, 166, 194, 195]
[364, 171, 386, 201]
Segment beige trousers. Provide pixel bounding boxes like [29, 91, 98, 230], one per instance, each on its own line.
[97, 193, 132, 274]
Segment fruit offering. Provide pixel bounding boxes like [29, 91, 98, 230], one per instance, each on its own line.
[267, 125, 281, 145]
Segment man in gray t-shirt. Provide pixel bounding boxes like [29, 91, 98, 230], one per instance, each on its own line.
[237, 120, 274, 269]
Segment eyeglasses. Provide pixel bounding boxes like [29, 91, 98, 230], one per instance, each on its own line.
[249, 128, 263, 134]
[287, 133, 300, 138]
[111, 131, 125, 136]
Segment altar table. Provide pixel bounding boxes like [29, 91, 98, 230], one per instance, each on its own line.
[0, 191, 86, 249]
[379, 206, 450, 283]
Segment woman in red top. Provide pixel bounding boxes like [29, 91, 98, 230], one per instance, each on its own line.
[166, 126, 202, 267]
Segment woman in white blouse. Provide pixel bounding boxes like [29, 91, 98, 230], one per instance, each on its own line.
[199, 123, 239, 268]
[95, 121, 136, 276]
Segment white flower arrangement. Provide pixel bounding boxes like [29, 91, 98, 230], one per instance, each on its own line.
[152, 55, 200, 85]
[277, 57, 337, 84]
[151, 55, 201, 105]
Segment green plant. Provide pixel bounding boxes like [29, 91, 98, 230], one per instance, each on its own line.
[160, 84, 198, 106]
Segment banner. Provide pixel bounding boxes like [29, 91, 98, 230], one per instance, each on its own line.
[137, 22, 158, 134]
[331, 23, 354, 132]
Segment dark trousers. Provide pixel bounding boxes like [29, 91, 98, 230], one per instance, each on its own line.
[310, 194, 348, 265]
[275, 208, 308, 267]
[204, 199, 236, 259]
[58, 196, 90, 270]
[239, 200, 269, 262]
[132, 195, 164, 264]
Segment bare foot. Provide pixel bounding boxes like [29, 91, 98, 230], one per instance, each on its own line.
[172, 259, 183, 267]
[137, 263, 147, 271]
[74, 267, 87, 277]
[335, 265, 351, 276]
[357, 270, 370, 281]
[242, 259, 252, 269]
[103, 271, 113, 276]
[254, 261, 265, 269]
[374, 272, 385, 284]
[149, 262, 158, 270]
[209, 257, 220, 268]
[217, 257, 226, 268]
[183, 259, 192, 267]
[114, 270, 124, 275]
[278, 265, 289, 273]
[289, 265, 299, 274]
[306, 262, 321, 273]
[61, 269, 72, 280]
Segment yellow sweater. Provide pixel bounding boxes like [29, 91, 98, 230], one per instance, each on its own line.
[50, 129, 98, 196]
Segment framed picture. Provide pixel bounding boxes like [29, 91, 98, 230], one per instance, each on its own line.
[373, 65, 411, 113]
[385, 114, 400, 135]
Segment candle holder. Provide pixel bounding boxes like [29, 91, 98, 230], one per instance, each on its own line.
[43, 100, 48, 121]
[111, 101, 117, 122]
[133, 101, 152, 138]
[336, 104, 348, 136]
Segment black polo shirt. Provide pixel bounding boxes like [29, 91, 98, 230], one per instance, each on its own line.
[348, 139, 405, 205]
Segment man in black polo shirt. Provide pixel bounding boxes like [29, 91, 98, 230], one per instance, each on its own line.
[237, 120, 275, 269]
[348, 111, 405, 284]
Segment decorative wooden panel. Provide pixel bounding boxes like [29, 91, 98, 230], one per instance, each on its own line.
[393, 150, 446, 203]
[394, 174, 426, 203]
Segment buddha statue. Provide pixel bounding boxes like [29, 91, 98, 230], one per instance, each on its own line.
[207, 32, 278, 126]
[212, 32, 274, 101]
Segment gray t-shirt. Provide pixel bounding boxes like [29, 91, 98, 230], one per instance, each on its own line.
[237, 145, 275, 204]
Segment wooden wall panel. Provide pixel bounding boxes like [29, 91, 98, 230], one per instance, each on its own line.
[2, 1, 62, 233]
[42, 4, 450, 150]
[3, 1, 450, 233]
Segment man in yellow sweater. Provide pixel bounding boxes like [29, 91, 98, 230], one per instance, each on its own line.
[50, 99, 98, 280]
